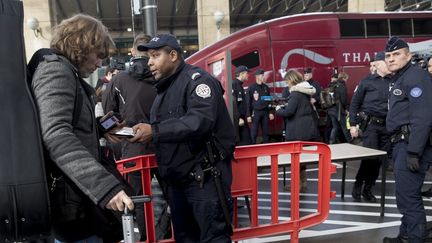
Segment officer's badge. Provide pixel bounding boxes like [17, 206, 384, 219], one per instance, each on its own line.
[393, 89, 402, 96]
[195, 84, 211, 98]
[410, 87, 422, 98]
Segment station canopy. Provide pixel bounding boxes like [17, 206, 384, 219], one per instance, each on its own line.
[51, 0, 432, 32]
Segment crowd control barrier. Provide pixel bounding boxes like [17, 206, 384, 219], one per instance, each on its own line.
[116, 141, 335, 243]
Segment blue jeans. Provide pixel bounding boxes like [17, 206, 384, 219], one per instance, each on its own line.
[55, 235, 103, 243]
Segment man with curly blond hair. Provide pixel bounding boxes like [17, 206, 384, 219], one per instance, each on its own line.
[29, 14, 133, 243]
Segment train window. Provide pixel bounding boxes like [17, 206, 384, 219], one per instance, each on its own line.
[414, 19, 432, 36]
[390, 19, 412, 37]
[366, 19, 388, 37]
[340, 19, 365, 38]
[232, 50, 260, 69]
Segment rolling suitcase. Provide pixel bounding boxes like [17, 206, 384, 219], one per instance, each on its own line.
[122, 195, 152, 243]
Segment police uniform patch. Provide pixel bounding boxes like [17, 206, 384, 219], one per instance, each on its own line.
[393, 89, 402, 96]
[195, 84, 211, 98]
[410, 87, 422, 98]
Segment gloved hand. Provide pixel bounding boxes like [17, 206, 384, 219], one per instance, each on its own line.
[406, 154, 420, 172]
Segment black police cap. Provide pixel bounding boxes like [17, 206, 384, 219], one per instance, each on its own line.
[373, 51, 385, 62]
[385, 36, 409, 52]
[304, 67, 313, 74]
[137, 34, 182, 52]
[255, 68, 265, 75]
[235, 65, 249, 75]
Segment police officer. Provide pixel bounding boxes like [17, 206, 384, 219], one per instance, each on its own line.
[130, 34, 235, 243]
[383, 37, 432, 243]
[304, 67, 322, 109]
[247, 68, 274, 143]
[232, 65, 252, 145]
[349, 52, 392, 203]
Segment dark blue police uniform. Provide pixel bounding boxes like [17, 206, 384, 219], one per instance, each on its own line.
[386, 62, 432, 242]
[232, 77, 252, 145]
[150, 61, 235, 242]
[247, 82, 272, 143]
[384, 38, 432, 243]
[349, 70, 392, 202]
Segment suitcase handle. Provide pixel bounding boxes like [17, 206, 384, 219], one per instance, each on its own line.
[124, 195, 152, 214]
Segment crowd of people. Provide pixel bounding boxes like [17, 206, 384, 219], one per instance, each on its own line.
[27, 12, 432, 243]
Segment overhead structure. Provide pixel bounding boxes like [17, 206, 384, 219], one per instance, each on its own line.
[47, 0, 432, 34]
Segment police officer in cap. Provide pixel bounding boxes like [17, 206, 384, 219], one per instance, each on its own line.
[349, 51, 392, 203]
[232, 65, 252, 145]
[130, 34, 235, 242]
[383, 36, 432, 243]
[247, 68, 274, 143]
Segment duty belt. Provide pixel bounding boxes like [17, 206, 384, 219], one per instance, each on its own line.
[390, 125, 409, 144]
[369, 116, 385, 125]
[390, 133, 407, 144]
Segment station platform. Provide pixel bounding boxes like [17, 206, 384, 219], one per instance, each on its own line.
[236, 160, 432, 243]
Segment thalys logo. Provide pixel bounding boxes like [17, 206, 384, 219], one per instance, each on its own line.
[279, 48, 334, 78]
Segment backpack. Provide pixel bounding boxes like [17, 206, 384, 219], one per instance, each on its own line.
[320, 87, 336, 109]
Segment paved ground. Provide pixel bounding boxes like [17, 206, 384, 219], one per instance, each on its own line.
[236, 161, 432, 243]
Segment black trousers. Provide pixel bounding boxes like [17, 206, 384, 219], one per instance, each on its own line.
[237, 116, 252, 145]
[167, 159, 233, 243]
[355, 122, 390, 186]
[251, 110, 269, 144]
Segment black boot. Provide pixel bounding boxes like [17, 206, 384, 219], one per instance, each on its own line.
[362, 184, 377, 203]
[351, 182, 362, 201]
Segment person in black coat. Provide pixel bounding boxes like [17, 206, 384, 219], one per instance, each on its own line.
[232, 65, 252, 145]
[103, 33, 168, 240]
[349, 52, 392, 203]
[275, 70, 320, 192]
[327, 72, 351, 144]
[304, 67, 322, 109]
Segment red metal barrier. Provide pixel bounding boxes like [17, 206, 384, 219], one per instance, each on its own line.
[116, 141, 335, 243]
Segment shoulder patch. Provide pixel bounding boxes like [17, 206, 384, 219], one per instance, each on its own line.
[393, 89, 402, 96]
[410, 87, 422, 98]
[191, 72, 201, 80]
[195, 83, 211, 98]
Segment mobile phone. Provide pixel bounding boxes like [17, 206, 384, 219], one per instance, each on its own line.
[99, 115, 119, 132]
